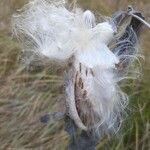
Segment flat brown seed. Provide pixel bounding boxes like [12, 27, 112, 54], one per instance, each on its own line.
[78, 77, 82, 88]
[83, 90, 87, 99]
[90, 69, 94, 76]
[79, 63, 82, 73]
[86, 69, 88, 76]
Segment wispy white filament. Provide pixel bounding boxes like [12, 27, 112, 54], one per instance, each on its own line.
[129, 13, 150, 29]
[12, 0, 142, 136]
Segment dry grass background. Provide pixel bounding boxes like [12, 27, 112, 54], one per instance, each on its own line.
[0, 0, 150, 149]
